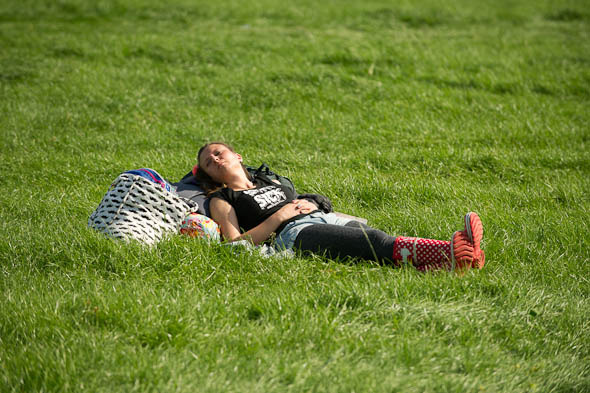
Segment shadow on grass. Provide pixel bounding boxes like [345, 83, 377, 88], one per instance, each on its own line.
[417, 76, 521, 95]
[545, 9, 587, 22]
[363, 8, 450, 28]
[0, 60, 37, 83]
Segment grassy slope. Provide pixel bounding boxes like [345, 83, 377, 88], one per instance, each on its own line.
[1, 0, 589, 391]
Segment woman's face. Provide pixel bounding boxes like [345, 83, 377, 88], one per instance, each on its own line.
[198, 144, 243, 182]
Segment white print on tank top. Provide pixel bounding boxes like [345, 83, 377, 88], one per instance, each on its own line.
[243, 186, 287, 210]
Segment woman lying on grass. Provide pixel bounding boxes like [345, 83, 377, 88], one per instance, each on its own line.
[195, 142, 485, 272]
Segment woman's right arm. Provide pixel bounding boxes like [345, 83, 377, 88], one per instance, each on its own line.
[209, 197, 315, 245]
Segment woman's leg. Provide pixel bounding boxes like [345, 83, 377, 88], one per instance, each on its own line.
[293, 222, 455, 267]
[293, 222, 396, 263]
[294, 213, 485, 271]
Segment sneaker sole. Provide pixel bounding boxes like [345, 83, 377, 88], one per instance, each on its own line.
[465, 212, 485, 269]
[453, 230, 476, 270]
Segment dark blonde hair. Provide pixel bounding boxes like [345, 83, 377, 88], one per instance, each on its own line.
[195, 142, 251, 195]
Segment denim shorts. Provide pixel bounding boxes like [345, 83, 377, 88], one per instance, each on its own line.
[274, 212, 352, 251]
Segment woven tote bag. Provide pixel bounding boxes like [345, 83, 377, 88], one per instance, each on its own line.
[88, 171, 198, 244]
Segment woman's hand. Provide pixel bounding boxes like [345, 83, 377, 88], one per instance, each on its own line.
[274, 199, 318, 222]
[292, 199, 318, 215]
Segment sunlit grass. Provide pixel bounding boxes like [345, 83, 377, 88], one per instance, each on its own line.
[1, 0, 589, 391]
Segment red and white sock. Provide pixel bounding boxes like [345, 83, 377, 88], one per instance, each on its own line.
[392, 233, 474, 271]
[392, 236, 451, 267]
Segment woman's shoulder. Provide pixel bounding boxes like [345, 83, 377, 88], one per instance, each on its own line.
[252, 174, 280, 187]
[210, 186, 246, 204]
[210, 187, 230, 200]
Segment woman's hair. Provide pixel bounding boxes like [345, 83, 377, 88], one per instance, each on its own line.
[195, 142, 252, 195]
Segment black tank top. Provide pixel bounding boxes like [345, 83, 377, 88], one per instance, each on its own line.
[211, 175, 306, 234]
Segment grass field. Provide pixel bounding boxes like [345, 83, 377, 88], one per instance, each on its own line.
[1, 0, 589, 391]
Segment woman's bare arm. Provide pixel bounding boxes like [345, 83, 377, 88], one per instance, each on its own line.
[209, 197, 317, 245]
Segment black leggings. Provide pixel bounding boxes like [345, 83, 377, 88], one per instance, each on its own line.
[293, 221, 396, 264]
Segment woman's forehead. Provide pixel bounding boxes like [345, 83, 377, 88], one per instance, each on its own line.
[199, 144, 229, 160]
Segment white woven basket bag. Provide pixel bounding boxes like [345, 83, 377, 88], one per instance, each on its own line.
[88, 173, 198, 244]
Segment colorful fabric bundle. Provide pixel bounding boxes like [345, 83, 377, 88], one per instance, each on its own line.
[179, 213, 221, 241]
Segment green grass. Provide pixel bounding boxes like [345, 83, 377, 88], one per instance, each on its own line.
[1, 0, 589, 391]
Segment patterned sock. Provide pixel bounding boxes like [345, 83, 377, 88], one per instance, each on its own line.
[392, 236, 451, 267]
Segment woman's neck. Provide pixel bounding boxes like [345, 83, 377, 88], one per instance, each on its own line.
[223, 170, 255, 191]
